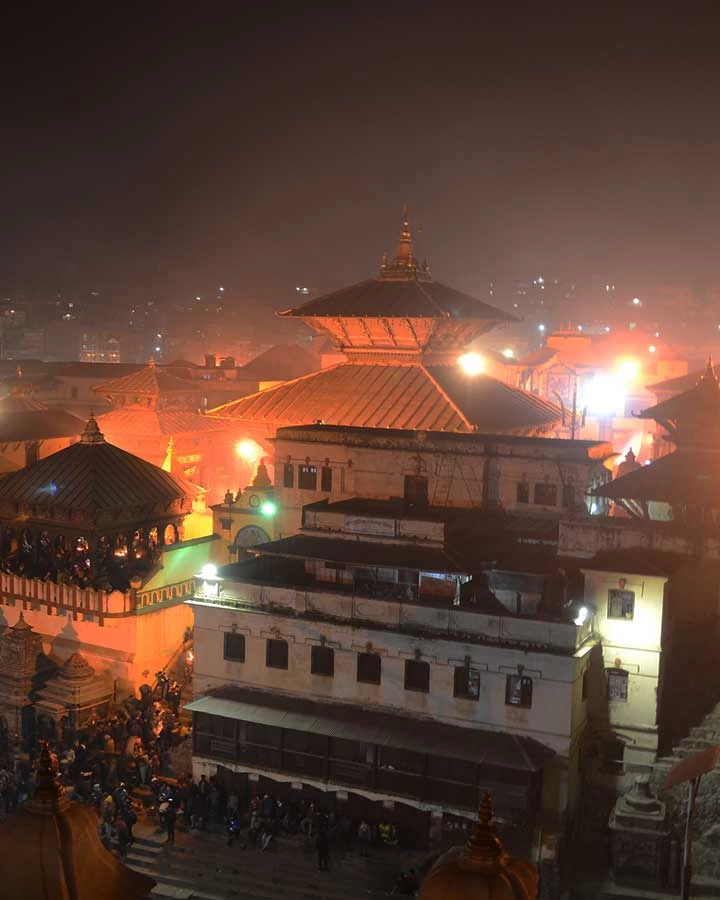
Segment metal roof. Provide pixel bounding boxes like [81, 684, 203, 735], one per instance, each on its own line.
[0, 400, 84, 442]
[209, 363, 562, 434]
[185, 687, 553, 771]
[252, 533, 468, 573]
[278, 277, 517, 322]
[0, 417, 188, 514]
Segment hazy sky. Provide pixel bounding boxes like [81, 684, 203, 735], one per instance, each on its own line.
[3, 6, 720, 308]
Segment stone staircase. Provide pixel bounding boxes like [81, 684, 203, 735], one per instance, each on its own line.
[125, 824, 412, 900]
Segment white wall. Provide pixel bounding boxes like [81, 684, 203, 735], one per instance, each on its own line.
[581, 568, 667, 767]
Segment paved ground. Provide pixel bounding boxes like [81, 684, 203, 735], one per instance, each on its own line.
[124, 814, 425, 900]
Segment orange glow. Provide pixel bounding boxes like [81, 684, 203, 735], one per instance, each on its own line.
[617, 359, 639, 381]
[236, 439, 261, 462]
[457, 352, 485, 375]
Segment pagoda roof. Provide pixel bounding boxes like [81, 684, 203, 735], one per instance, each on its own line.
[93, 359, 193, 396]
[0, 416, 188, 516]
[237, 343, 320, 381]
[592, 449, 720, 507]
[0, 393, 84, 441]
[209, 362, 562, 434]
[96, 408, 228, 437]
[637, 361, 720, 445]
[278, 276, 516, 323]
[647, 363, 720, 395]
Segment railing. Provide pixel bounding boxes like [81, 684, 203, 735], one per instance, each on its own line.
[0, 572, 196, 625]
[194, 576, 591, 652]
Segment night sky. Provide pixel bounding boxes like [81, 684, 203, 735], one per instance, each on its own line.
[3, 6, 720, 308]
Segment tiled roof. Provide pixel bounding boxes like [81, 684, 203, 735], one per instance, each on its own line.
[236, 344, 320, 381]
[278, 277, 517, 321]
[209, 363, 562, 434]
[0, 418, 187, 514]
[93, 361, 193, 396]
[96, 409, 229, 437]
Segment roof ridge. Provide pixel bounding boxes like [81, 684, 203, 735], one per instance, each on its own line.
[419, 364, 474, 431]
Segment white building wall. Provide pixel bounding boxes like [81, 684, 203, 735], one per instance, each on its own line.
[581, 568, 667, 768]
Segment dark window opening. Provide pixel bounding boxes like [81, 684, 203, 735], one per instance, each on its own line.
[223, 632, 246, 662]
[582, 669, 589, 701]
[266, 639, 289, 669]
[607, 668, 629, 702]
[357, 652, 381, 685]
[534, 483, 558, 506]
[283, 463, 294, 488]
[404, 659, 430, 692]
[299, 465, 318, 490]
[321, 466, 333, 492]
[311, 645, 334, 676]
[505, 674, 533, 708]
[404, 475, 429, 508]
[562, 483, 576, 509]
[453, 666, 480, 700]
[608, 589, 635, 620]
[516, 480, 529, 503]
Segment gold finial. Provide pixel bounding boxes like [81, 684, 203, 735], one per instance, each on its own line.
[380, 251, 389, 271]
[396, 204, 412, 261]
[26, 740, 69, 813]
[463, 792, 504, 867]
[81, 413, 105, 444]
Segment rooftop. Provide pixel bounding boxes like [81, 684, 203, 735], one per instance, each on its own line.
[209, 362, 563, 434]
[93, 359, 194, 397]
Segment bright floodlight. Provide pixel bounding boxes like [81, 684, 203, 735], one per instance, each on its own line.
[538, 323, 546, 332]
[583, 374, 626, 417]
[502, 348, 514, 359]
[260, 500, 277, 517]
[632, 297, 641, 306]
[236, 439, 259, 461]
[457, 353, 485, 375]
[617, 359, 639, 380]
[201, 563, 218, 579]
[648, 344, 657, 353]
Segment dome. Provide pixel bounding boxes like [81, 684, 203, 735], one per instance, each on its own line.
[0, 744, 154, 900]
[419, 794, 538, 900]
[61, 652, 96, 680]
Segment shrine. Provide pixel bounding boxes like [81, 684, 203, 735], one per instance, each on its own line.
[211, 211, 562, 439]
[0, 414, 191, 591]
[0, 613, 44, 757]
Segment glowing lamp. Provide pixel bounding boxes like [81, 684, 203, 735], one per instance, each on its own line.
[236, 439, 260, 461]
[260, 500, 277, 517]
[648, 345, 657, 353]
[582, 374, 626, 417]
[617, 359, 639, 381]
[201, 563, 218, 579]
[457, 353, 485, 375]
[501, 348, 514, 359]
[574, 606, 589, 627]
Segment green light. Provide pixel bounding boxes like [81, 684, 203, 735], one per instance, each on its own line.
[260, 500, 277, 516]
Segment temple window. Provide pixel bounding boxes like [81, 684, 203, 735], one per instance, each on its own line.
[453, 665, 480, 700]
[223, 632, 246, 662]
[404, 475, 429, 508]
[311, 645, 334, 677]
[283, 463, 294, 488]
[534, 482, 557, 506]
[505, 674, 533, 708]
[404, 659, 430, 692]
[357, 652, 381, 685]
[608, 589, 635, 620]
[607, 668, 629, 702]
[266, 638, 289, 670]
[298, 465, 317, 490]
[321, 465, 333, 492]
[516, 479, 530, 503]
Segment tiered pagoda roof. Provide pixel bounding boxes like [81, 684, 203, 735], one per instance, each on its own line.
[93, 358, 194, 402]
[637, 359, 720, 447]
[211, 211, 561, 436]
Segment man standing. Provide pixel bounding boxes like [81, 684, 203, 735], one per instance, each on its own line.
[166, 799, 177, 845]
[316, 828, 329, 872]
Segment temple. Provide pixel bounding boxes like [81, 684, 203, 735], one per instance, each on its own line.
[594, 360, 720, 521]
[210, 211, 562, 437]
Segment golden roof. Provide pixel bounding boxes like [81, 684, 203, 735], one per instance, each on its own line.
[0, 744, 155, 900]
[419, 794, 538, 900]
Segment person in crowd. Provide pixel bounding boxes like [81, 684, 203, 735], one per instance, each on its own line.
[358, 819, 371, 857]
[316, 827, 330, 871]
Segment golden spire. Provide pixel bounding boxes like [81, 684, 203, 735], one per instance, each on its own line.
[378, 206, 430, 282]
[394, 204, 413, 263]
[461, 792, 504, 870]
